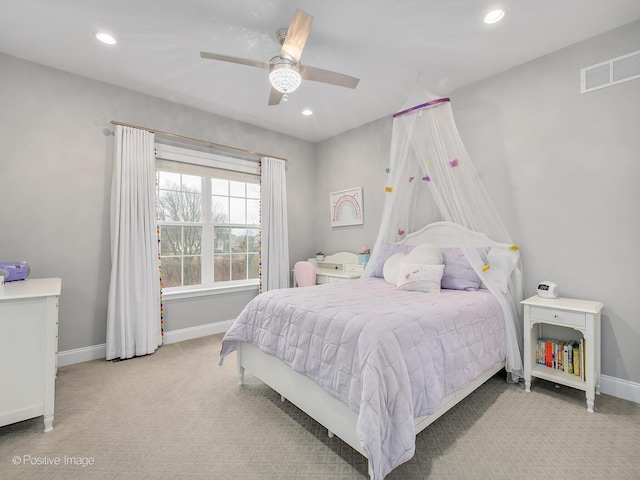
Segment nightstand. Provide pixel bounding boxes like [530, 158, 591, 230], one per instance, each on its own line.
[521, 295, 603, 412]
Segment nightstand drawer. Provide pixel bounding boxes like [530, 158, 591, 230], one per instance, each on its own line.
[530, 306, 586, 327]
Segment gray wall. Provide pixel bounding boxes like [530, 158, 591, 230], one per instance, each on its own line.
[0, 53, 316, 351]
[313, 116, 393, 255]
[453, 21, 640, 384]
[315, 21, 640, 383]
[1, 19, 638, 384]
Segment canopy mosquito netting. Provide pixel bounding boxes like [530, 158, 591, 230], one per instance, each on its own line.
[362, 90, 524, 382]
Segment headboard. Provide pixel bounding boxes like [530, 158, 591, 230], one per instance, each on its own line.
[400, 221, 508, 249]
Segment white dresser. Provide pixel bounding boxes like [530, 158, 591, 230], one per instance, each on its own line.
[0, 278, 61, 432]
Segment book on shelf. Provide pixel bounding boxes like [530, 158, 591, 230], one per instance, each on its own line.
[579, 338, 585, 381]
[567, 340, 575, 375]
[535, 337, 585, 380]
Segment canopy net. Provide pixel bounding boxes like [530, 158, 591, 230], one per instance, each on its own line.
[363, 90, 524, 382]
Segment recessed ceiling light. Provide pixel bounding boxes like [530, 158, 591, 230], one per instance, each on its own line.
[302, 109, 313, 116]
[484, 9, 505, 24]
[95, 32, 117, 45]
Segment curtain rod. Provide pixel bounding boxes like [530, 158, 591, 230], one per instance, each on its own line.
[109, 120, 287, 162]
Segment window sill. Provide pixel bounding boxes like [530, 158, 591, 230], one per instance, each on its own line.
[162, 282, 259, 301]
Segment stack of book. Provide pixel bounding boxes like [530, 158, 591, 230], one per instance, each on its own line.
[535, 338, 585, 381]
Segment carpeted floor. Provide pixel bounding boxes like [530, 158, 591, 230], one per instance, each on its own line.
[1, 333, 638, 479]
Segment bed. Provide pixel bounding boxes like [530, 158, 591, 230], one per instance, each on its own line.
[219, 222, 521, 479]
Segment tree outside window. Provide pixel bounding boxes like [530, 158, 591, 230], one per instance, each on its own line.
[157, 170, 260, 289]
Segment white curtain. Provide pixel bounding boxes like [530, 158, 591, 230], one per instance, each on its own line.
[106, 125, 162, 360]
[260, 156, 290, 291]
[363, 90, 524, 382]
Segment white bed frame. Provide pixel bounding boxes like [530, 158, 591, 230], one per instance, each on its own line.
[234, 222, 518, 479]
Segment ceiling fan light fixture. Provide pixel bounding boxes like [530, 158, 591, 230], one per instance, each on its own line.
[269, 57, 302, 93]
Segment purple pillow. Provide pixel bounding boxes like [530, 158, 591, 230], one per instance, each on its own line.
[371, 243, 416, 278]
[441, 247, 487, 291]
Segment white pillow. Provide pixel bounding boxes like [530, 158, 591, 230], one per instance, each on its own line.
[382, 243, 443, 284]
[396, 263, 445, 293]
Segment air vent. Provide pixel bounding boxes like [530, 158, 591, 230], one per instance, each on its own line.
[580, 49, 640, 93]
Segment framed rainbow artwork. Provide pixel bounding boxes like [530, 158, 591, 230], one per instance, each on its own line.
[330, 187, 363, 227]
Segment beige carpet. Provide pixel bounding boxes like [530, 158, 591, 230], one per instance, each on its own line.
[1, 333, 638, 480]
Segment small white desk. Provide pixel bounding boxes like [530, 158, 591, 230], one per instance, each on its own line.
[0, 278, 61, 432]
[315, 266, 362, 284]
[297, 251, 364, 285]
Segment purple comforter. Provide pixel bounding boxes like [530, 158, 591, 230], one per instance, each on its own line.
[220, 278, 504, 479]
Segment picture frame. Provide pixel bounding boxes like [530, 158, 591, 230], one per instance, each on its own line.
[330, 187, 363, 227]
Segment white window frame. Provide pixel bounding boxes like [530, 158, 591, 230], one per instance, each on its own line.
[155, 143, 261, 299]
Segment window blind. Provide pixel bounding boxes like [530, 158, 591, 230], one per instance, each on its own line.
[155, 143, 260, 183]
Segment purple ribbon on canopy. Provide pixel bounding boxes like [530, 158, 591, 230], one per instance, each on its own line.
[392, 97, 450, 118]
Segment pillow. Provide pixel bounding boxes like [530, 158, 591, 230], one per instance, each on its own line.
[482, 247, 519, 293]
[383, 243, 443, 285]
[396, 263, 445, 293]
[370, 243, 416, 278]
[441, 247, 487, 291]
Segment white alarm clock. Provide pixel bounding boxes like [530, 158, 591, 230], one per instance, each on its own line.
[537, 281, 559, 298]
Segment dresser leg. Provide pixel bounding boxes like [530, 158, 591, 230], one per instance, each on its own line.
[524, 380, 531, 392]
[43, 415, 54, 433]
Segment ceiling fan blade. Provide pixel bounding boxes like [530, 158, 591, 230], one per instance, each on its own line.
[280, 9, 313, 63]
[200, 51, 270, 70]
[268, 88, 284, 106]
[300, 65, 360, 89]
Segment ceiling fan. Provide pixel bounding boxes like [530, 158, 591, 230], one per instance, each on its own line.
[200, 9, 360, 106]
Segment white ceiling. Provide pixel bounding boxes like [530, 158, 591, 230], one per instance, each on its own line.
[2, 1, 640, 142]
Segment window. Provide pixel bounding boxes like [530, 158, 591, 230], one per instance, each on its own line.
[211, 179, 261, 283]
[155, 144, 260, 292]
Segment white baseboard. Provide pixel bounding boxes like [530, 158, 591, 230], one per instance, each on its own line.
[57, 320, 234, 367]
[600, 374, 640, 404]
[56, 330, 640, 405]
[57, 344, 107, 367]
[162, 319, 234, 344]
